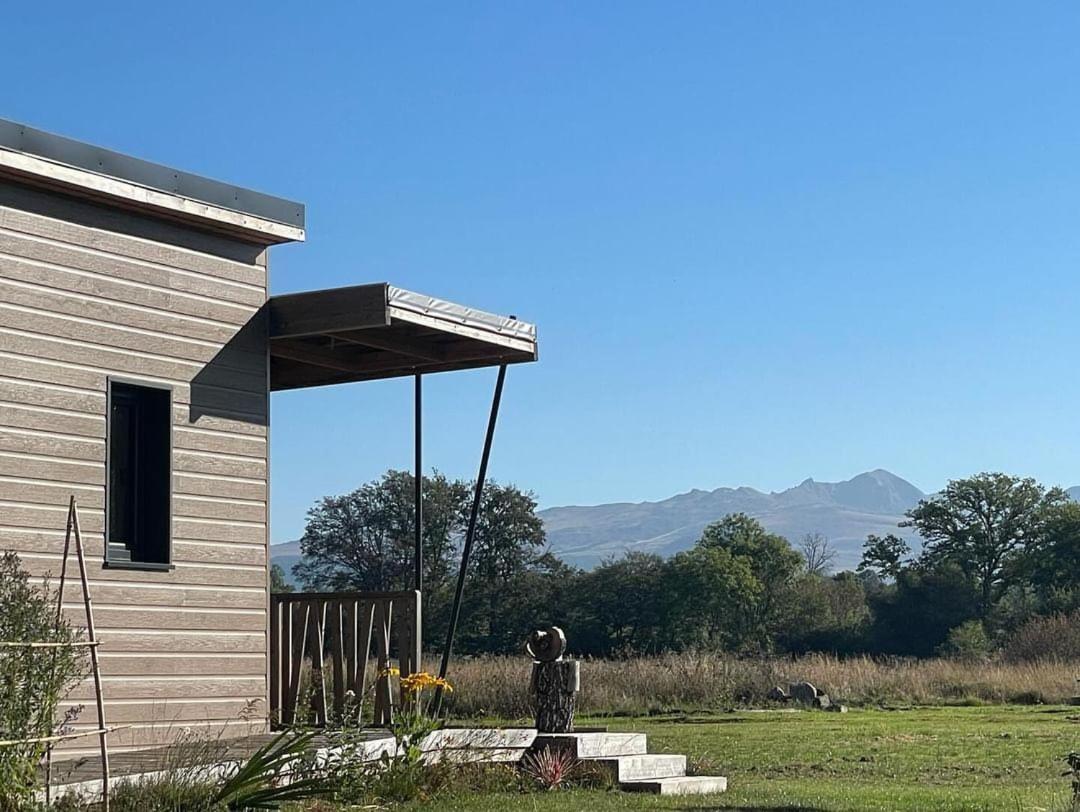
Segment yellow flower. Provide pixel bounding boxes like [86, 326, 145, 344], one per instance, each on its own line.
[399, 671, 453, 695]
[379, 666, 400, 679]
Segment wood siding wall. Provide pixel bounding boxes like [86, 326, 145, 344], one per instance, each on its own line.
[0, 180, 271, 754]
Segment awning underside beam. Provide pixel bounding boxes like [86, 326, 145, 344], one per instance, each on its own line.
[267, 283, 537, 391]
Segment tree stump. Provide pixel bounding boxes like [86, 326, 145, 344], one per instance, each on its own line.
[531, 659, 580, 733]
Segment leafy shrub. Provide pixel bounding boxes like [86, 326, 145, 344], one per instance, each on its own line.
[330, 671, 451, 804]
[938, 620, 993, 661]
[54, 728, 329, 811]
[94, 776, 221, 812]
[1004, 611, 1080, 662]
[0, 552, 87, 808]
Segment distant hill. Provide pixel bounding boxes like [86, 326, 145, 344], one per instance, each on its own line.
[538, 469, 927, 570]
[272, 471, 1080, 578]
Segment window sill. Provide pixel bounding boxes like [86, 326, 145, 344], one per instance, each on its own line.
[103, 560, 175, 572]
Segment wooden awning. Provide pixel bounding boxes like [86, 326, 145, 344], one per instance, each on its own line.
[268, 283, 537, 391]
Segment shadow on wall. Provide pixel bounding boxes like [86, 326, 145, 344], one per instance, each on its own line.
[190, 305, 268, 427]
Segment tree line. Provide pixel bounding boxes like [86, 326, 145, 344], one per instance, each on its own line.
[276, 470, 1080, 659]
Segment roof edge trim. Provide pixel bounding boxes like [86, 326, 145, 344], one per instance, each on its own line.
[0, 119, 305, 244]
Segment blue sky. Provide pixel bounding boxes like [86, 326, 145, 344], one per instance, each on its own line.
[6, 3, 1080, 543]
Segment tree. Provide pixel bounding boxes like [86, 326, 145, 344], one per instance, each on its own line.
[295, 470, 551, 653]
[858, 534, 911, 580]
[800, 532, 836, 575]
[664, 544, 761, 651]
[293, 470, 468, 593]
[904, 473, 1068, 616]
[779, 570, 870, 654]
[571, 553, 669, 655]
[698, 514, 803, 644]
[446, 481, 550, 653]
[866, 562, 980, 656]
[467, 482, 546, 581]
[446, 551, 575, 655]
[1028, 500, 1080, 612]
[270, 563, 293, 593]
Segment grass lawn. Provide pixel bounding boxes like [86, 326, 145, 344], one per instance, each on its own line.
[419, 705, 1080, 811]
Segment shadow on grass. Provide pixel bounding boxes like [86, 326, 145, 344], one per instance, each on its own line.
[657, 716, 752, 725]
[675, 807, 829, 812]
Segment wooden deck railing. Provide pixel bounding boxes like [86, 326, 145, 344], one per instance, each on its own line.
[270, 590, 421, 728]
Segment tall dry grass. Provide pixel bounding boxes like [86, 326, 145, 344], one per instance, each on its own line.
[437, 653, 1080, 719]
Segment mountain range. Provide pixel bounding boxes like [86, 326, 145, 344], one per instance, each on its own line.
[539, 469, 926, 569]
[271, 471, 1080, 577]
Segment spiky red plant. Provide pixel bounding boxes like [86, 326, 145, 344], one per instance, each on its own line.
[521, 746, 579, 790]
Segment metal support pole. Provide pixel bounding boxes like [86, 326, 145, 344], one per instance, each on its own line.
[434, 364, 507, 714]
[414, 372, 423, 594]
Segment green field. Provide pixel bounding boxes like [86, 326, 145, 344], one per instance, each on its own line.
[420, 706, 1079, 811]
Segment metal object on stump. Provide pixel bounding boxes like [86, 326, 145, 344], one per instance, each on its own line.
[527, 626, 579, 733]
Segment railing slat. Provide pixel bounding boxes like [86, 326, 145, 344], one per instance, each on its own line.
[310, 600, 328, 726]
[269, 595, 280, 719]
[284, 601, 309, 726]
[373, 599, 392, 725]
[329, 600, 345, 719]
[354, 600, 376, 721]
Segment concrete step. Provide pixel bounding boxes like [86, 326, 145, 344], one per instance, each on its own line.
[421, 728, 537, 764]
[621, 775, 729, 796]
[531, 732, 647, 759]
[593, 753, 686, 782]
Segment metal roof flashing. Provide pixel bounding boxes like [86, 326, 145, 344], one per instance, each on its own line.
[0, 118, 305, 244]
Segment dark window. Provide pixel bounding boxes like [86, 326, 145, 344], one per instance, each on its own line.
[107, 381, 171, 567]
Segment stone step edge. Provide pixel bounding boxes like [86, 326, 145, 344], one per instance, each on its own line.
[530, 732, 648, 758]
[620, 775, 729, 796]
[590, 753, 688, 781]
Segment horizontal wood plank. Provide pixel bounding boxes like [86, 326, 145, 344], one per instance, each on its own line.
[175, 473, 266, 502]
[61, 695, 265, 723]
[172, 541, 266, 567]
[174, 519, 265, 545]
[70, 677, 265, 702]
[0, 377, 104, 413]
[0, 478, 102, 508]
[13, 552, 267, 588]
[0, 451, 103, 485]
[0, 402, 104, 438]
[62, 606, 266, 632]
[76, 584, 265, 610]
[0, 427, 105, 462]
[173, 428, 265, 459]
[175, 451, 266, 480]
[90, 631, 267, 654]
[55, 717, 268, 754]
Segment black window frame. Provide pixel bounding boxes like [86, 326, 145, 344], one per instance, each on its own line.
[104, 377, 174, 571]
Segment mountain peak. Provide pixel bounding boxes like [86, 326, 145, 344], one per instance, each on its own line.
[835, 469, 926, 513]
